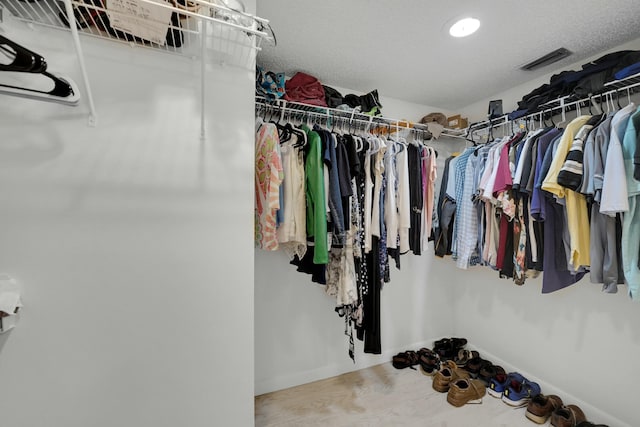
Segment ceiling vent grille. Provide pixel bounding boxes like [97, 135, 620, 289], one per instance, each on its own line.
[520, 48, 572, 71]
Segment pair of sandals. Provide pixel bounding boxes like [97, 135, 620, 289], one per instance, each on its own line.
[454, 349, 501, 380]
[393, 337, 469, 371]
[454, 349, 479, 367]
[433, 337, 468, 360]
[392, 348, 439, 372]
[391, 350, 419, 370]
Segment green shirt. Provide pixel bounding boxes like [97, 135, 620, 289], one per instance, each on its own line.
[303, 125, 328, 264]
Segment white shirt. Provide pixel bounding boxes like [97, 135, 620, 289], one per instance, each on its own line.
[363, 140, 374, 254]
[513, 130, 544, 186]
[371, 138, 387, 239]
[384, 142, 399, 249]
[600, 103, 635, 216]
[396, 142, 411, 253]
[276, 133, 308, 259]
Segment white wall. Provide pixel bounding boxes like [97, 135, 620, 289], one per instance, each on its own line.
[255, 241, 454, 394]
[462, 36, 640, 122]
[448, 267, 640, 427]
[0, 12, 255, 427]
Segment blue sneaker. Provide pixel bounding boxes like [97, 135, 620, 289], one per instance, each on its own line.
[502, 376, 541, 407]
[487, 372, 524, 398]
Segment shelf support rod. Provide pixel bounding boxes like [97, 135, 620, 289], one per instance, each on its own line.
[200, 20, 207, 141]
[63, 0, 97, 126]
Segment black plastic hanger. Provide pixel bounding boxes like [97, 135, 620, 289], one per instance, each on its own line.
[465, 123, 478, 146]
[0, 35, 80, 105]
[0, 36, 47, 73]
[282, 122, 306, 147]
[290, 125, 307, 148]
[273, 112, 290, 142]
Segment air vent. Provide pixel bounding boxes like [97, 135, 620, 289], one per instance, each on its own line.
[520, 48, 572, 71]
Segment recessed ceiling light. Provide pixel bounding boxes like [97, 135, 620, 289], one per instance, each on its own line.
[449, 17, 480, 38]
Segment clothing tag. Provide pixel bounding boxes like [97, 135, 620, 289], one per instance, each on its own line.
[107, 0, 173, 46]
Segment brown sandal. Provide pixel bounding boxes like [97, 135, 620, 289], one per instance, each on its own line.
[392, 350, 419, 369]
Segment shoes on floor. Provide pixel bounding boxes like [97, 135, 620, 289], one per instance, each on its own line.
[488, 372, 524, 398]
[464, 355, 491, 378]
[454, 349, 479, 367]
[525, 394, 563, 424]
[451, 338, 467, 348]
[551, 404, 587, 427]
[433, 337, 467, 360]
[477, 363, 505, 386]
[502, 375, 541, 407]
[417, 348, 440, 376]
[433, 360, 470, 393]
[391, 350, 419, 369]
[446, 378, 486, 407]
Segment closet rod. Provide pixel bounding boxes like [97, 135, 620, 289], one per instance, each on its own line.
[255, 96, 467, 139]
[257, 99, 429, 137]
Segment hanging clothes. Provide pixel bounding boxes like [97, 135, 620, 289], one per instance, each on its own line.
[583, 113, 624, 293]
[359, 235, 382, 355]
[255, 122, 284, 250]
[434, 155, 456, 258]
[621, 105, 640, 300]
[396, 141, 411, 253]
[423, 147, 438, 250]
[408, 143, 424, 255]
[600, 103, 636, 215]
[303, 125, 329, 264]
[542, 115, 593, 271]
[456, 149, 480, 269]
[276, 130, 308, 259]
[317, 129, 346, 247]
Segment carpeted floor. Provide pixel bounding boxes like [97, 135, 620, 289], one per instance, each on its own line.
[255, 362, 538, 427]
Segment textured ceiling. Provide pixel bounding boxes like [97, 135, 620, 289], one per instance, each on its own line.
[256, 0, 640, 110]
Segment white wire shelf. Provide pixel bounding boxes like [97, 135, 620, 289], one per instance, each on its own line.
[465, 73, 640, 139]
[1, 0, 273, 69]
[1, 0, 273, 134]
[255, 96, 467, 140]
[537, 72, 640, 111]
[603, 71, 640, 90]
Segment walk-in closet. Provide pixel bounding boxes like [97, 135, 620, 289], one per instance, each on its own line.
[1, 1, 640, 427]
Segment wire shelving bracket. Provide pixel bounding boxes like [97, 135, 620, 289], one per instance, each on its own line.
[1, 0, 274, 134]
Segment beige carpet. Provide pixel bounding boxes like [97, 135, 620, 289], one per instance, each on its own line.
[255, 363, 538, 427]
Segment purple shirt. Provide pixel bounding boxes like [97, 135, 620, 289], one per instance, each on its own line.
[530, 129, 562, 220]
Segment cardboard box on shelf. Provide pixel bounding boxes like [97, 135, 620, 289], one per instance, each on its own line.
[447, 115, 468, 129]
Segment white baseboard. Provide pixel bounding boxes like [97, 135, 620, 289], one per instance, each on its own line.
[468, 344, 631, 427]
[254, 337, 439, 396]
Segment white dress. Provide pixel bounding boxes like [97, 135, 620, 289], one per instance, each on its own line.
[276, 132, 307, 259]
